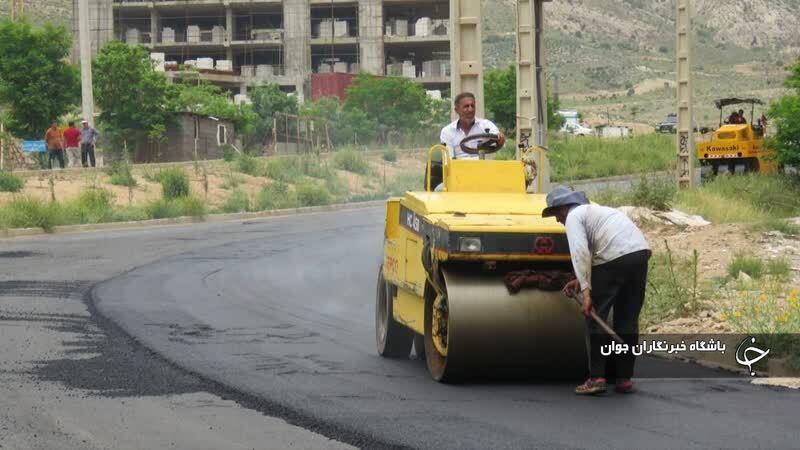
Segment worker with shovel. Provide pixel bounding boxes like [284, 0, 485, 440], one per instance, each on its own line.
[542, 186, 651, 395]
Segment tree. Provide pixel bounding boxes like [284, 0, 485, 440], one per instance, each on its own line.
[767, 60, 800, 166]
[93, 42, 178, 153]
[175, 82, 256, 135]
[248, 84, 298, 148]
[0, 19, 79, 139]
[484, 65, 564, 136]
[343, 74, 432, 143]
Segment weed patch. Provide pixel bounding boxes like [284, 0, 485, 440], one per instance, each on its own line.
[159, 167, 190, 199]
[220, 190, 251, 213]
[0, 171, 24, 192]
[106, 161, 137, 187]
[333, 147, 371, 174]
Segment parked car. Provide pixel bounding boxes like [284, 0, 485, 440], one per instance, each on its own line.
[656, 113, 711, 134]
[562, 123, 595, 136]
[656, 113, 678, 133]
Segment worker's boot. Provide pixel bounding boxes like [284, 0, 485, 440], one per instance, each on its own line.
[574, 377, 607, 395]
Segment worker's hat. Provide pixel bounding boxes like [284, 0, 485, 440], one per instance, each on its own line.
[81, 119, 89, 123]
[541, 186, 589, 217]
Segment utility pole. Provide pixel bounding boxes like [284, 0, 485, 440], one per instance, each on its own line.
[516, 0, 550, 191]
[676, 0, 694, 188]
[449, 0, 484, 119]
[78, 0, 95, 126]
[9, 0, 23, 21]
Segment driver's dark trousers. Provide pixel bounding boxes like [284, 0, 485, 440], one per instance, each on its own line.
[585, 249, 651, 380]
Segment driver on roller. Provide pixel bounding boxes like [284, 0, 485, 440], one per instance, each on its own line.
[440, 92, 506, 160]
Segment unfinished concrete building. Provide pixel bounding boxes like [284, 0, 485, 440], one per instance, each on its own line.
[74, 0, 450, 102]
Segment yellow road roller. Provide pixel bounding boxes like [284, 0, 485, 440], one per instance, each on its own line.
[376, 135, 587, 382]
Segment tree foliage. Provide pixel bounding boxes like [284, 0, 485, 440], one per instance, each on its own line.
[175, 83, 256, 134]
[768, 60, 800, 167]
[248, 84, 298, 148]
[0, 19, 79, 139]
[93, 42, 178, 146]
[484, 65, 564, 135]
[343, 74, 436, 143]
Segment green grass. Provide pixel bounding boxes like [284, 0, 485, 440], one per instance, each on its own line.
[727, 253, 764, 279]
[676, 174, 800, 227]
[0, 171, 24, 192]
[264, 156, 333, 183]
[382, 148, 398, 162]
[158, 167, 190, 199]
[106, 162, 137, 187]
[254, 182, 298, 210]
[145, 197, 206, 219]
[549, 134, 675, 181]
[234, 153, 263, 177]
[642, 245, 702, 327]
[333, 147, 371, 175]
[295, 183, 332, 207]
[220, 190, 251, 213]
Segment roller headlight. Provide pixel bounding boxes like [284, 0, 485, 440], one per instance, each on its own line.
[459, 237, 482, 252]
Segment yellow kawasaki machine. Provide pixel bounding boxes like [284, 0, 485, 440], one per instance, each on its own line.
[376, 135, 587, 382]
[697, 98, 777, 176]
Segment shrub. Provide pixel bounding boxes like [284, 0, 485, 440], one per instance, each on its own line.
[382, 148, 398, 162]
[630, 175, 676, 211]
[235, 153, 263, 176]
[766, 257, 791, 279]
[333, 147, 371, 174]
[254, 182, 297, 210]
[142, 168, 163, 183]
[107, 161, 137, 187]
[222, 144, 236, 162]
[70, 187, 115, 223]
[0, 196, 60, 231]
[221, 190, 251, 213]
[295, 183, 332, 207]
[145, 196, 205, 219]
[265, 156, 303, 182]
[0, 171, 24, 192]
[727, 253, 764, 279]
[642, 244, 701, 327]
[159, 167, 190, 199]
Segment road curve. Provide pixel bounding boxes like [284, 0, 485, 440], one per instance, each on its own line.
[93, 206, 799, 449]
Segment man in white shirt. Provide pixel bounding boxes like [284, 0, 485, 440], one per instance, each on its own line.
[440, 92, 505, 160]
[542, 186, 651, 396]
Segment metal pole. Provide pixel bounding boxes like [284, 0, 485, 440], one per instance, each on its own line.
[676, 0, 694, 188]
[78, 0, 95, 126]
[0, 122, 4, 170]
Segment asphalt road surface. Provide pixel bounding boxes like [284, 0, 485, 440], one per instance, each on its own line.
[4, 205, 799, 449]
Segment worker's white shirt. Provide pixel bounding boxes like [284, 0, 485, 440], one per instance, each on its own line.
[440, 118, 500, 160]
[564, 204, 650, 291]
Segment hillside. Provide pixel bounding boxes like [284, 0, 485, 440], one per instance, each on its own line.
[4, 0, 799, 127]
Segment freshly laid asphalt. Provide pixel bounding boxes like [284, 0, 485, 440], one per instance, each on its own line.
[3, 205, 798, 449]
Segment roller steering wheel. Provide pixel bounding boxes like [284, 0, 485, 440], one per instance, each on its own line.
[458, 133, 503, 159]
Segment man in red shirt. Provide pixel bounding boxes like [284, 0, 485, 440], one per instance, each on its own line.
[62, 121, 81, 167]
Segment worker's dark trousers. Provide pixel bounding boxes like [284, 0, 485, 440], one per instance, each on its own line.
[48, 149, 65, 169]
[586, 249, 651, 380]
[81, 143, 96, 167]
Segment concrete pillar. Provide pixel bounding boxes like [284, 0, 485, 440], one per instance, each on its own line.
[72, 0, 114, 64]
[284, 0, 311, 103]
[240, 84, 248, 95]
[150, 8, 159, 44]
[358, 0, 384, 75]
[226, 5, 234, 42]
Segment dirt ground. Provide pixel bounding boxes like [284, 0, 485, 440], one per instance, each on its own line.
[638, 220, 800, 334]
[0, 150, 428, 210]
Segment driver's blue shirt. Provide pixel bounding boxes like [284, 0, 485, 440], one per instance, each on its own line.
[439, 118, 500, 160]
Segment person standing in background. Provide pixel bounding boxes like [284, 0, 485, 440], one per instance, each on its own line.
[44, 122, 65, 169]
[62, 121, 81, 167]
[80, 120, 98, 168]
